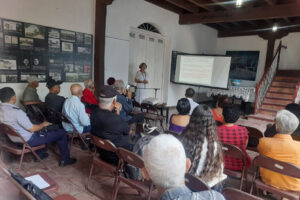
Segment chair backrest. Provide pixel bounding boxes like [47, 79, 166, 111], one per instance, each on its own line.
[91, 135, 117, 153]
[0, 123, 26, 143]
[185, 173, 210, 192]
[221, 142, 246, 161]
[223, 187, 262, 200]
[56, 111, 72, 124]
[253, 155, 300, 179]
[246, 126, 263, 139]
[117, 148, 144, 169]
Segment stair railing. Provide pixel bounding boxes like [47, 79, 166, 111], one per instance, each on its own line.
[254, 41, 282, 113]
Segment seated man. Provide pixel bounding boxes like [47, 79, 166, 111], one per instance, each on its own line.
[91, 85, 132, 165]
[81, 79, 98, 114]
[45, 77, 65, 113]
[185, 88, 199, 115]
[22, 75, 40, 102]
[114, 80, 144, 124]
[217, 104, 251, 171]
[0, 87, 76, 167]
[143, 134, 225, 200]
[258, 109, 300, 191]
[62, 84, 91, 133]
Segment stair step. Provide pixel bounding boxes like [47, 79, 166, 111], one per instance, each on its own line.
[248, 113, 275, 122]
[259, 109, 277, 116]
[261, 104, 285, 111]
[263, 98, 293, 105]
[272, 81, 297, 87]
[269, 87, 295, 93]
[274, 76, 299, 82]
[266, 92, 294, 99]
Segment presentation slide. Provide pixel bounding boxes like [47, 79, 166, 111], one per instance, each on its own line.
[174, 55, 231, 89]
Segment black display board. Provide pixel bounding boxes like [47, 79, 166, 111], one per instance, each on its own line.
[0, 17, 93, 83]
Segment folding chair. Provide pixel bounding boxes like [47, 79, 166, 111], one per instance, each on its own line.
[113, 148, 154, 200]
[0, 123, 47, 170]
[141, 103, 164, 128]
[54, 111, 90, 152]
[222, 142, 248, 191]
[86, 136, 119, 198]
[250, 155, 300, 200]
[223, 187, 262, 200]
[185, 173, 210, 192]
[245, 126, 263, 152]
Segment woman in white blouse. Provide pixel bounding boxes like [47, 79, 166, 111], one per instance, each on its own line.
[134, 63, 148, 104]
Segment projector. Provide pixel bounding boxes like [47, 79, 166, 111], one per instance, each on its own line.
[142, 97, 160, 105]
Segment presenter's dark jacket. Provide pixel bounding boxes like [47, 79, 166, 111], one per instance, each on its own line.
[45, 93, 65, 113]
[90, 108, 131, 165]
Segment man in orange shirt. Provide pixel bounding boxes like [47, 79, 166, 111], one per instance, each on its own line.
[258, 109, 300, 191]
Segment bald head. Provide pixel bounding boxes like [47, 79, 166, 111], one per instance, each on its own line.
[70, 84, 83, 97]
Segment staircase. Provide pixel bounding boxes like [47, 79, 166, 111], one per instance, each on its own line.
[248, 75, 299, 122]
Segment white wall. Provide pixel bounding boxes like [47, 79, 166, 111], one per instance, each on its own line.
[276, 32, 300, 70]
[105, 0, 218, 106]
[0, 0, 95, 105]
[216, 36, 268, 87]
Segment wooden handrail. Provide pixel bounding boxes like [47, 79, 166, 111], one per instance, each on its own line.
[254, 41, 282, 113]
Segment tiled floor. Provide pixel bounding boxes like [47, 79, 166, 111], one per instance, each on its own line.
[0, 115, 278, 200]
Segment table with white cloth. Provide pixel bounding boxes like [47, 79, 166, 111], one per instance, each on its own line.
[206, 86, 256, 102]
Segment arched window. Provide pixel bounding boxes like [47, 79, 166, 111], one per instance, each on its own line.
[137, 23, 160, 34]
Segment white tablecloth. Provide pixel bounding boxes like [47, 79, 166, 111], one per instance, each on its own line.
[207, 86, 256, 102]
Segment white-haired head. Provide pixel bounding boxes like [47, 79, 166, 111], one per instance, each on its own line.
[27, 75, 39, 83]
[276, 109, 299, 134]
[114, 80, 125, 93]
[84, 79, 94, 88]
[143, 134, 186, 189]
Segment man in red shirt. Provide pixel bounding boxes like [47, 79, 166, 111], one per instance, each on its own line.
[218, 104, 251, 171]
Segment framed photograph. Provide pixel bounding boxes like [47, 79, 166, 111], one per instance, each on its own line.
[4, 35, 18, 47]
[48, 28, 60, 39]
[20, 72, 46, 82]
[48, 38, 60, 52]
[19, 37, 34, 50]
[0, 73, 18, 83]
[76, 32, 84, 44]
[31, 55, 47, 71]
[78, 73, 91, 82]
[25, 23, 45, 40]
[49, 68, 62, 81]
[18, 54, 31, 70]
[84, 34, 92, 45]
[65, 73, 78, 82]
[0, 57, 17, 70]
[83, 65, 91, 73]
[226, 51, 259, 81]
[62, 42, 73, 52]
[77, 46, 91, 54]
[74, 64, 83, 73]
[3, 20, 23, 35]
[49, 54, 64, 68]
[64, 63, 74, 72]
[61, 30, 75, 42]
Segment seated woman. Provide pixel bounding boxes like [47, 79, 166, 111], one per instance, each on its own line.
[179, 105, 224, 189]
[211, 96, 230, 125]
[265, 103, 300, 141]
[218, 104, 251, 171]
[169, 98, 190, 134]
[81, 79, 98, 114]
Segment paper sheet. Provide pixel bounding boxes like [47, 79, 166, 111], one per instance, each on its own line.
[25, 174, 50, 189]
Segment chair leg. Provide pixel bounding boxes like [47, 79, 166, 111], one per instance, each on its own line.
[29, 147, 48, 170]
[69, 133, 75, 152]
[18, 145, 26, 170]
[147, 183, 154, 200]
[112, 176, 120, 200]
[79, 134, 90, 152]
[86, 163, 94, 189]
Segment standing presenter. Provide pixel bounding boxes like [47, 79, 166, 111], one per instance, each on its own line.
[135, 62, 148, 104]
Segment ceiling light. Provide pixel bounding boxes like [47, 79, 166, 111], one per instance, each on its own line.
[236, 0, 243, 7]
[272, 25, 278, 32]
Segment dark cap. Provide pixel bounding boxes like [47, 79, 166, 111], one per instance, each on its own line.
[46, 77, 63, 89]
[99, 85, 118, 98]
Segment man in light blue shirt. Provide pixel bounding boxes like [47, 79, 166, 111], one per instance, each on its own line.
[62, 84, 91, 134]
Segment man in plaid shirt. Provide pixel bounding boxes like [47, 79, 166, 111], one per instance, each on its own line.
[218, 104, 251, 171]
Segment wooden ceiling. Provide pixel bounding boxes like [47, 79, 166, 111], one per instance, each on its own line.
[145, 0, 300, 38]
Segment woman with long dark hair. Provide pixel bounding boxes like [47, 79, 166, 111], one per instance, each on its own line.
[179, 104, 224, 187]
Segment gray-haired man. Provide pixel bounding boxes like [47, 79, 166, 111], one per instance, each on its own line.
[23, 75, 40, 102]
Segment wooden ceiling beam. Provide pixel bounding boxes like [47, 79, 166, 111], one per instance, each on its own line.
[264, 0, 276, 6]
[179, 3, 300, 24]
[185, 0, 213, 11]
[247, 21, 257, 26]
[165, 0, 199, 13]
[210, 0, 233, 10]
[145, 0, 184, 14]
